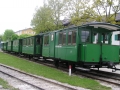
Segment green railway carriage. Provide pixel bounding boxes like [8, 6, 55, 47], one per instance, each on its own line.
[22, 34, 43, 57]
[12, 39, 22, 53]
[7, 41, 13, 51]
[4, 42, 7, 51]
[42, 32, 56, 58]
[1, 42, 7, 51]
[42, 22, 120, 69]
[1, 42, 4, 50]
[1, 43, 3, 50]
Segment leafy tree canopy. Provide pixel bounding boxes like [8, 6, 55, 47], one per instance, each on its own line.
[31, 0, 66, 33]
[0, 35, 3, 41]
[31, 0, 120, 32]
[92, 0, 120, 23]
[18, 34, 31, 39]
[3, 29, 15, 41]
[11, 34, 19, 40]
[31, 6, 55, 33]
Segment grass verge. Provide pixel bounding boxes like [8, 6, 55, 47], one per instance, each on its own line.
[0, 78, 18, 90]
[0, 52, 111, 90]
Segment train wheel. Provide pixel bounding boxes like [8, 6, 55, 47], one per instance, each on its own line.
[71, 64, 76, 73]
[29, 55, 31, 60]
[54, 60, 59, 68]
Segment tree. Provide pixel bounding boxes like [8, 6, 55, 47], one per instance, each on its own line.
[92, 0, 120, 23]
[64, 0, 97, 25]
[31, 0, 66, 33]
[18, 34, 31, 39]
[3, 29, 15, 41]
[11, 34, 19, 40]
[31, 6, 55, 33]
[47, 0, 66, 29]
[0, 35, 3, 41]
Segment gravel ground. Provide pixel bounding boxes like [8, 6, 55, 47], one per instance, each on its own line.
[98, 81, 120, 90]
[0, 65, 88, 90]
[95, 66, 120, 90]
[0, 50, 120, 90]
[0, 72, 39, 90]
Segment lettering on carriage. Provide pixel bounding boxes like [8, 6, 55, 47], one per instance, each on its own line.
[55, 45, 62, 48]
[83, 45, 87, 46]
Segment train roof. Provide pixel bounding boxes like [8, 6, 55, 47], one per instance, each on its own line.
[43, 22, 120, 34]
[82, 22, 120, 31]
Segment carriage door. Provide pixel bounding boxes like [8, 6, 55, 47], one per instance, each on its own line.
[49, 32, 55, 57]
[101, 33, 119, 63]
[80, 30, 101, 63]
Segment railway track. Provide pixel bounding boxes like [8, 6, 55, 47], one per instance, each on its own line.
[31, 58, 120, 87]
[36, 59, 120, 87]
[3, 52, 120, 88]
[75, 69, 120, 87]
[0, 64, 83, 90]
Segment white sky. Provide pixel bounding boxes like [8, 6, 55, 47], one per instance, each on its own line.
[0, 0, 43, 35]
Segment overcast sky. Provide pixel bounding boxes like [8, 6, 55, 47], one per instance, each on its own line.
[0, 0, 43, 35]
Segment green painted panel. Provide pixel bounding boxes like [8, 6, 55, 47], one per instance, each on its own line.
[7, 46, 12, 51]
[42, 46, 49, 57]
[102, 45, 119, 63]
[55, 33, 59, 58]
[79, 44, 101, 62]
[3, 43, 7, 50]
[78, 44, 85, 62]
[22, 45, 34, 54]
[19, 40, 22, 53]
[85, 44, 100, 62]
[13, 46, 19, 52]
[36, 45, 40, 54]
[57, 46, 66, 60]
[66, 46, 77, 62]
[49, 33, 55, 57]
[12, 39, 21, 53]
[1, 43, 4, 50]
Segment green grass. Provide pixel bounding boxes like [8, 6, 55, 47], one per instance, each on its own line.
[0, 52, 111, 90]
[0, 78, 18, 90]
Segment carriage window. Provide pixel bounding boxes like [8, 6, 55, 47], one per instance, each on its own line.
[30, 38, 33, 45]
[36, 37, 42, 45]
[101, 33, 109, 44]
[72, 31, 76, 44]
[27, 38, 30, 45]
[8, 42, 11, 46]
[15, 40, 18, 46]
[68, 31, 76, 45]
[51, 34, 54, 41]
[62, 32, 66, 45]
[16, 41, 17, 46]
[13, 41, 15, 46]
[23, 39, 26, 45]
[44, 35, 49, 46]
[93, 33, 98, 43]
[115, 34, 120, 40]
[81, 31, 90, 42]
[59, 32, 62, 45]
[102, 33, 108, 41]
[36, 37, 40, 44]
[68, 32, 72, 44]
